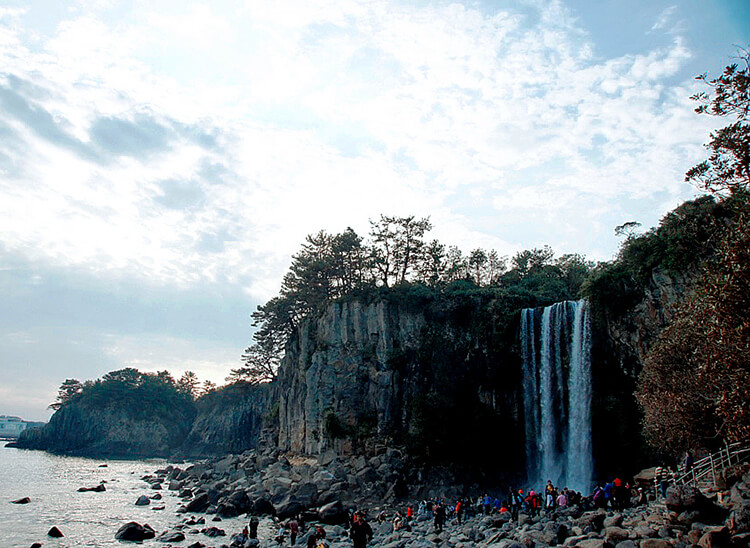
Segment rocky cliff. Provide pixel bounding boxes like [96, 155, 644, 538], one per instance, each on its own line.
[179, 382, 272, 457]
[14, 401, 193, 457]
[275, 297, 524, 478]
[597, 267, 698, 379]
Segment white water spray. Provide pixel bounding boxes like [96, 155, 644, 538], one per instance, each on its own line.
[520, 300, 592, 493]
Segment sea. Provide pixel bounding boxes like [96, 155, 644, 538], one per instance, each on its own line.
[0, 443, 273, 547]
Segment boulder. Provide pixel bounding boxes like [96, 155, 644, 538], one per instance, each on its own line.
[603, 514, 623, 528]
[730, 479, 750, 534]
[319, 500, 348, 525]
[135, 495, 150, 506]
[667, 485, 728, 525]
[604, 526, 629, 544]
[151, 492, 162, 500]
[250, 497, 276, 516]
[47, 526, 64, 538]
[573, 539, 611, 548]
[115, 522, 156, 541]
[216, 502, 239, 518]
[10, 497, 31, 504]
[276, 496, 305, 519]
[203, 526, 226, 537]
[78, 484, 106, 492]
[185, 493, 210, 513]
[640, 539, 675, 548]
[697, 526, 731, 548]
[575, 510, 606, 533]
[157, 531, 186, 542]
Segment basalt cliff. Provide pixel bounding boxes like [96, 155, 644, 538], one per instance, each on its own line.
[12, 274, 690, 481]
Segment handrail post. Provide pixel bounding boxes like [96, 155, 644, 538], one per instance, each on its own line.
[710, 454, 716, 488]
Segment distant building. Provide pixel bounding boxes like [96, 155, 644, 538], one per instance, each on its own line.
[0, 415, 45, 438]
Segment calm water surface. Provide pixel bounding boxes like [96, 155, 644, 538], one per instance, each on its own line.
[0, 444, 272, 547]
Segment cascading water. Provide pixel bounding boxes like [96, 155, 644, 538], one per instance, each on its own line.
[520, 299, 592, 493]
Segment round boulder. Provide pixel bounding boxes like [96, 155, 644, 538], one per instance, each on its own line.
[115, 522, 156, 541]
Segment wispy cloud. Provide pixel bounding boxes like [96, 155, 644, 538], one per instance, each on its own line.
[651, 5, 677, 31]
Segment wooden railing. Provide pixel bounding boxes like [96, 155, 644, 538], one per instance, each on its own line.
[673, 441, 750, 490]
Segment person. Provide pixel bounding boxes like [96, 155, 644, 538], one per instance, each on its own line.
[684, 451, 694, 474]
[306, 525, 326, 548]
[637, 487, 648, 506]
[556, 491, 567, 508]
[455, 500, 463, 525]
[655, 465, 670, 498]
[350, 512, 373, 548]
[433, 502, 445, 533]
[249, 516, 259, 539]
[275, 524, 286, 545]
[289, 518, 299, 545]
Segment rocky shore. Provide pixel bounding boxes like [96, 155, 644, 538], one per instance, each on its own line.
[123, 448, 750, 548]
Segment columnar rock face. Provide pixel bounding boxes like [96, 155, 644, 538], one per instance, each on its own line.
[179, 382, 272, 457]
[275, 298, 523, 475]
[277, 300, 428, 455]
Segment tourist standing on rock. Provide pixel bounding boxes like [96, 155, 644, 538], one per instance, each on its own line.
[455, 499, 464, 525]
[350, 511, 373, 548]
[655, 465, 670, 498]
[433, 502, 445, 533]
[249, 516, 259, 539]
[289, 518, 299, 545]
[556, 490, 567, 508]
[512, 489, 523, 520]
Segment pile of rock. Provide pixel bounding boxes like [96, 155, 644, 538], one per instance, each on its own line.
[145, 447, 410, 524]
[133, 451, 750, 548]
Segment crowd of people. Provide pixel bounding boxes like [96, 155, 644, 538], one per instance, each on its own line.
[229, 464, 693, 548]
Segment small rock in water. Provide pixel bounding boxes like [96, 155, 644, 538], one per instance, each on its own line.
[99, 463, 108, 467]
[78, 483, 106, 492]
[152, 505, 165, 510]
[10, 497, 31, 504]
[115, 522, 156, 541]
[211, 516, 222, 521]
[47, 526, 64, 538]
[30, 543, 42, 548]
[158, 531, 186, 542]
[135, 495, 150, 506]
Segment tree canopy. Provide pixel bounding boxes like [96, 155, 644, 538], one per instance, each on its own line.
[686, 47, 750, 195]
[238, 215, 593, 384]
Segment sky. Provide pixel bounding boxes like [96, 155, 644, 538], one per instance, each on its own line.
[1, 0, 748, 421]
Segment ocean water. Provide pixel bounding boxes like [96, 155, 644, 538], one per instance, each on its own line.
[0, 444, 272, 547]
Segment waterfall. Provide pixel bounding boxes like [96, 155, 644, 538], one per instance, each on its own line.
[519, 300, 592, 493]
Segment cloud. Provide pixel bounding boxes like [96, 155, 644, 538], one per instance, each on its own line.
[0, 0, 715, 301]
[651, 5, 677, 31]
[89, 114, 172, 157]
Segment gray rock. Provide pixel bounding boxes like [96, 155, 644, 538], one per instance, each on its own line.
[135, 495, 150, 506]
[157, 531, 186, 542]
[115, 522, 156, 541]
